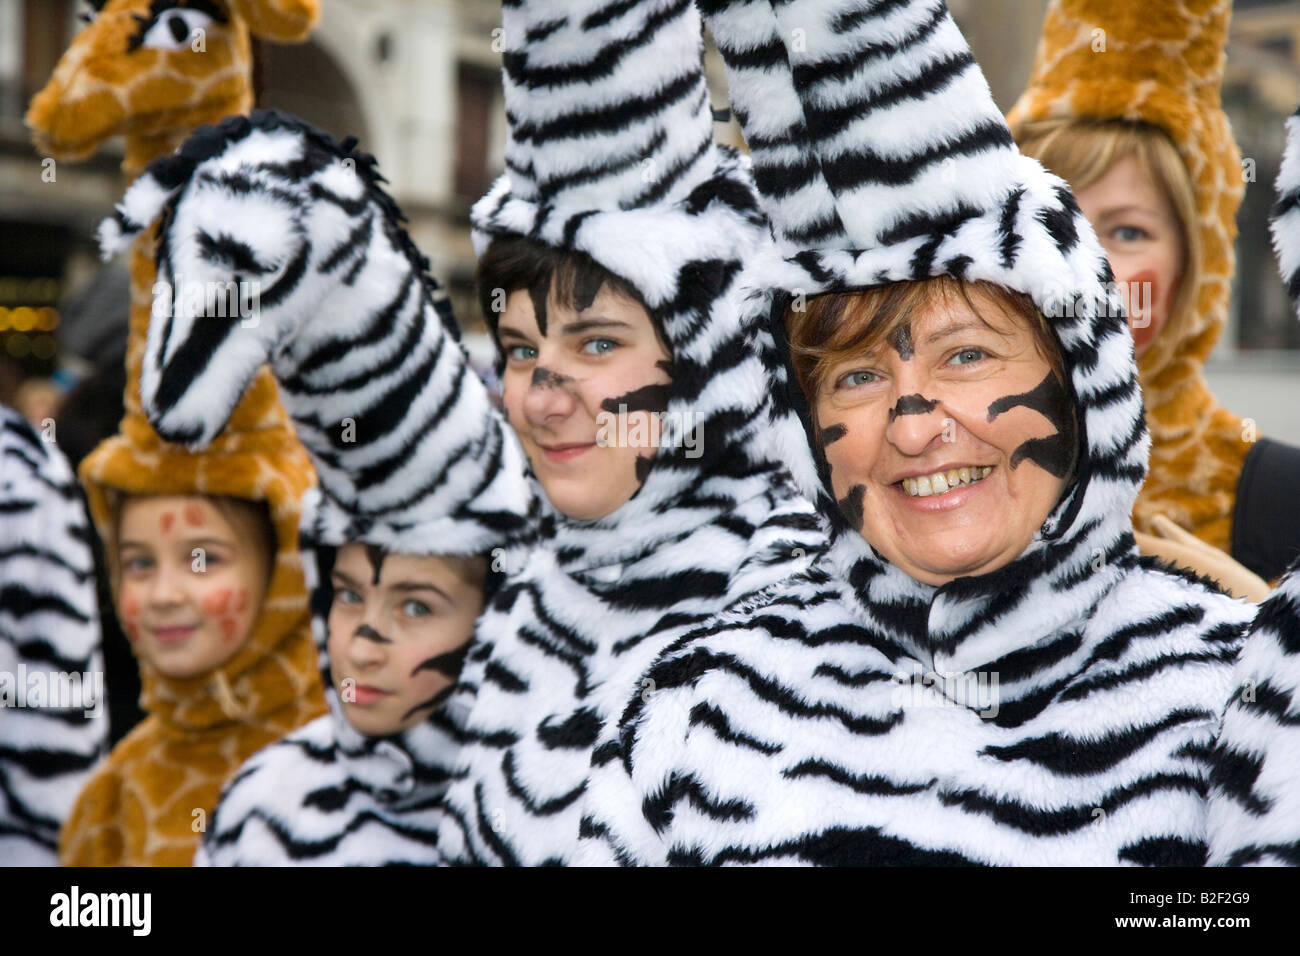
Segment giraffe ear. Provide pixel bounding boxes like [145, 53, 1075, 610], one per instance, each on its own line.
[228, 0, 319, 43]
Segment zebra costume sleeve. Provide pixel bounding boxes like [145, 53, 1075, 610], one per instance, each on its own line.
[0, 406, 105, 866]
[573, 0, 1260, 866]
[99, 110, 533, 559]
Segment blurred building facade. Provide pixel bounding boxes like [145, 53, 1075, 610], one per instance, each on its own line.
[2, 0, 1299, 431]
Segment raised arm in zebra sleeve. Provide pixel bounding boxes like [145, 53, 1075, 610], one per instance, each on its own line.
[97, 110, 533, 557]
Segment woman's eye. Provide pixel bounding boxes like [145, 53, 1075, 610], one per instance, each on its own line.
[1112, 225, 1149, 243]
[505, 344, 537, 362]
[402, 599, 433, 618]
[581, 338, 618, 356]
[122, 556, 152, 574]
[838, 370, 879, 388]
[949, 348, 986, 366]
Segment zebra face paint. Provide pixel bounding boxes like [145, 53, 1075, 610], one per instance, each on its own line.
[812, 286, 1072, 586]
[116, 495, 271, 679]
[327, 543, 487, 737]
[1073, 154, 1185, 359]
[498, 285, 672, 521]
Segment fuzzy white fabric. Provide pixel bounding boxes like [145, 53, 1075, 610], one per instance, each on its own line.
[572, 0, 1265, 866]
[1271, 108, 1300, 320]
[0, 406, 106, 865]
[1208, 567, 1300, 865]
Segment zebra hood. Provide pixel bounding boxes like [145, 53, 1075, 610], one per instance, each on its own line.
[0, 406, 105, 866]
[572, 0, 1256, 867]
[470, 0, 792, 571]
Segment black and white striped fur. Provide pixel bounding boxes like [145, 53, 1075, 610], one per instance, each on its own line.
[1207, 565, 1300, 865]
[573, 0, 1259, 866]
[0, 406, 106, 865]
[100, 110, 533, 560]
[431, 0, 828, 864]
[1271, 105, 1300, 318]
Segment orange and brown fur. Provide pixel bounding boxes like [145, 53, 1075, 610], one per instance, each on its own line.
[1008, 0, 1248, 553]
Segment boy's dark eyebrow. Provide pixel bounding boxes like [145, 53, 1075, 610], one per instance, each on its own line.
[389, 581, 453, 603]
[496, 323, 531, 341]
[561, 318, 631, 335]
[331, 569, 362, 589]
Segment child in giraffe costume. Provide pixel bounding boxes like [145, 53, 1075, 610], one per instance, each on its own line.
[26, 0, 328, 866]
[1009, 0, 1300, 587]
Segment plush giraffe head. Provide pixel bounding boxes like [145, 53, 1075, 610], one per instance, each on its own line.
[27, 0, 319, 180]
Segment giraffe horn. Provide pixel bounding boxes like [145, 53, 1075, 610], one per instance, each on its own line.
[226, 0, 320, 43]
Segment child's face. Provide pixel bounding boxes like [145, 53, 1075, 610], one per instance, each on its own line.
[117, 496, 272, 680]
[327, 545, 485, 737]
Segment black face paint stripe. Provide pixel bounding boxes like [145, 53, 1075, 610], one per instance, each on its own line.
[364, 544, 387, 585]
[528, 275, 550, 338]
[411, 644, 470, 680]
[837, 484, 867, 530]
[573, 271, 604, 313]
[531, 366, 570, 388]
[402, 683, 457, 721]
[601, 383, 670, 414]
[986, 371, 1077, 478]
[355, 623, 392, 644]
[889, 322, 914, 360]
[821, 423, 848, 446]
[634, 455, 653, 484]
[888, 394, 940, 422]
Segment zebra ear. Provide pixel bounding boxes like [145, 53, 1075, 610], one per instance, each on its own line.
[97, 159, 190, 260]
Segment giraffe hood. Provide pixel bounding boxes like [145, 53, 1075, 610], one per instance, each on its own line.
[472, 0, 785, 571]
[700, 0, 1151, 671]
[1006, 0, 1248, 553]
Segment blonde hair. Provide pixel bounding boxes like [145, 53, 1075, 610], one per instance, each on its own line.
[1015, 117, 1200, 356]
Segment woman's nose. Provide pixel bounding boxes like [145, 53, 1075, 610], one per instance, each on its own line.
[522, 363, 580, 427]
[883, 387, 951, 457]
[146, 561, 187, 607]
[346, 628, 387, 670]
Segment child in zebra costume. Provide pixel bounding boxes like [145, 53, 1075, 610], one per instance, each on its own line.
[1206, 108, 1300, 866]
[98, 111, 528, 864]
[120, 0, 825, 865]
[0, 404, 106, 866]
[573, 0, 1277, 866]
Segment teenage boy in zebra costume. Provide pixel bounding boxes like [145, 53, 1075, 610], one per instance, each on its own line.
[572, 0, 1300, 866]
[110, 0, 826, 864]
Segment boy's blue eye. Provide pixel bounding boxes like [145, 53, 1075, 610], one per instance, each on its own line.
[581, 338, 617, 356]
[949, 348, 986, 366]
[838, 370, 878, 388]
[122, 555, 152, 573]
[506, 344, 537, 362]
[402, 599, 433, 618]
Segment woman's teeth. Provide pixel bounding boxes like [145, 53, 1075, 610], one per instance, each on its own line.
[901, 466, 993, 498]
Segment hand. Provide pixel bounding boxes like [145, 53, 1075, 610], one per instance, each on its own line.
[1135, 515, 1272, 603]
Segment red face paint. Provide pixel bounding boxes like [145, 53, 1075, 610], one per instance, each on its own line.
[233, 589, 247, 613]
[183, 504, 205, 527]
[1125, 269, 1162, 355]
[202, 588, 233, 616]
[220, 617, 238, 643]
[160, 511, 176, 534]
[124, 621, 139, 643]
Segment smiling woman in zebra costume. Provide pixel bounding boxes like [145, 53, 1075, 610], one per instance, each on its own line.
[107, 0, 825, 864]
[571, 0, 1300, 866]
